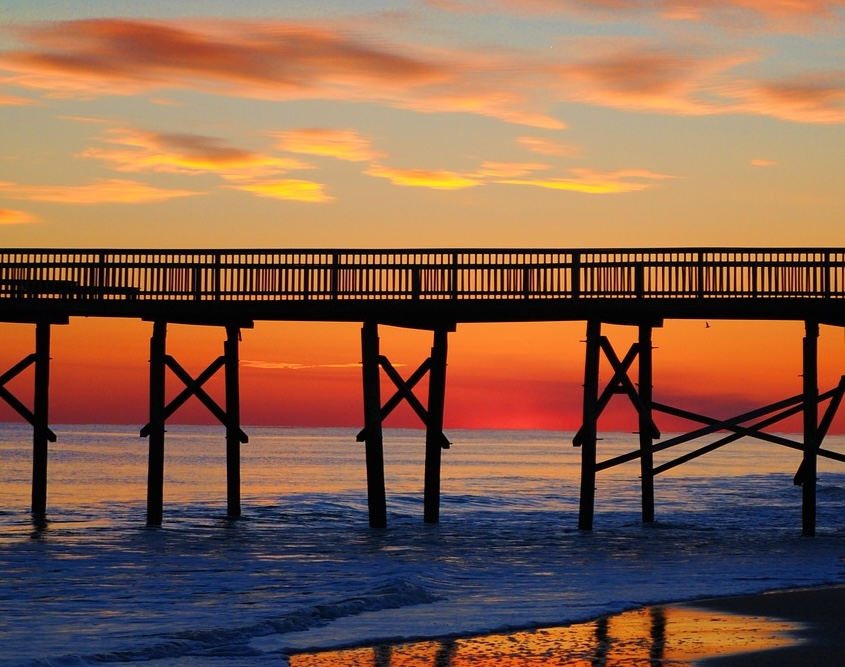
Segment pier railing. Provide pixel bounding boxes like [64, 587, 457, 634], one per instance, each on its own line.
[0, 248, 843, 302]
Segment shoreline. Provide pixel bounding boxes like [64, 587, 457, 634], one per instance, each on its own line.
[683, 583, 845, 665]
[289, 584, 845, 666]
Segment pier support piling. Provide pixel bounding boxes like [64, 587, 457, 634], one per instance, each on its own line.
[224, 325, 242, 519]
[424, 328, 449, 524]
[142, 320, 250, 525]
[639, 324, 655, 523]
[358, 322, 452, 527]
[31, 321, 52, 519]
[579, 320, 601, 531]
[802, 320, 819, 537]
[146, 321, 167, 526]
[361, 322, 387, 529]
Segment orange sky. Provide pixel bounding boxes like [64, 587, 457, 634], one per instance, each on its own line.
[1, 1, 844, 434]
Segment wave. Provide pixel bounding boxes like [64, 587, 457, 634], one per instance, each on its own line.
[17, 579, 438, 666]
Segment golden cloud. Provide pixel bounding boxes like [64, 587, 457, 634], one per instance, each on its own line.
[0, 208, 38, 224]
[365, 163, 482, 189]
[0, 178, 203, 204]
[81, 128, 311, 179]
[475, 161, 551, 177]
[498, 168, 676, 194]
[273, 128, 384, 162]
[750, 158, 777, 166]
[231, 179, 334, 203]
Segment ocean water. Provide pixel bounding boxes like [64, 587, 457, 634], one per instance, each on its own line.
[1, 424, 845, 666]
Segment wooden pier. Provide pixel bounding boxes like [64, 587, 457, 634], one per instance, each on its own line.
[2, 247, 845, 535]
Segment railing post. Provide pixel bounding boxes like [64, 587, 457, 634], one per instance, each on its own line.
[571, 252, 581, 299]
[331, 252, 340, 300]
[450, 252, 459, 300]
[635, 263, 645, 299]
[412, 267, 422, 300]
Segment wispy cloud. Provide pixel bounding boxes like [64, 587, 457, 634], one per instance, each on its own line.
[273, 128, 384, 162]
[230, 179, 334, 203]
[517, 136, 580, 156]
[432, 0, 845, 28]
[750, 158, 777, 166]
[475, 161, 551, 177]
[81, 128, 311, 179]
[498, 168, 677, 193]
[365, 163, 482, 189]
[0, 19, 565, 128]
[242, 360, 363, 370]
[0, 178, 203, 204]
[0, 208, 38, 224]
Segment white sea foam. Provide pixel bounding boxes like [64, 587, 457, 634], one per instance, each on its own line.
[1, 426, 845, 665]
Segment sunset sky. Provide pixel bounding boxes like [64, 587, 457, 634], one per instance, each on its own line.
[1, 1, 844, 433]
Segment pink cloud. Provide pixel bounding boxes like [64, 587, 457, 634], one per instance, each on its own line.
[432, 0, 845, 26]
[0, 18, 562, 128]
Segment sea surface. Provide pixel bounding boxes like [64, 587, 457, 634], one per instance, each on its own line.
[2, 424, 845, 666]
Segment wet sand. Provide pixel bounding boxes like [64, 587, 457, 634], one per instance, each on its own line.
[687, 585, 845, 666]
[291, 585, 845, 665]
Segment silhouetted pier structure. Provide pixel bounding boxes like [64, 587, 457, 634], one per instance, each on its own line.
[2, 248, 845, 535]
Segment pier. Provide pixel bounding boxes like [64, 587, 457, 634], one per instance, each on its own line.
[2, 247, 845, 535]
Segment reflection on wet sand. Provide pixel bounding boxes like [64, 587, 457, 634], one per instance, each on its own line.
[291, 604, 799, 666]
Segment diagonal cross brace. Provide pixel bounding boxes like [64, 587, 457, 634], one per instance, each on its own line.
[794, 375, 845, 485]
[357, 354, 450, 449]
[573, 337, 660, 446]
[139, 354, 248, 443]
[0, 354, 57, 442]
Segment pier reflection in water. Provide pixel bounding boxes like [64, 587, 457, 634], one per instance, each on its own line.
[290, 605, 798, 666]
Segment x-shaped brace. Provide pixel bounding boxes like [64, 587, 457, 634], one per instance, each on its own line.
[574, 337, 660, 447]
[356, 355, 450, 449]
[140, 355, 248, 442]
[0, 354, 56, 441]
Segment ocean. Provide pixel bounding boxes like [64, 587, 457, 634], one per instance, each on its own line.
[2, 424, 845, 666]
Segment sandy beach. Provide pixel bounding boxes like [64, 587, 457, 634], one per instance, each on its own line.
[687, 585, 845, 666]
[291, 585, 845, 666]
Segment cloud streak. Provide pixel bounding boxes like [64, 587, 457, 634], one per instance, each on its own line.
[1, 19, 842, 127]
[0, 178, 203, 204]
[0, 208, 38, 224]
[81, 128, 311, 179]
[273, 128, 384, 162]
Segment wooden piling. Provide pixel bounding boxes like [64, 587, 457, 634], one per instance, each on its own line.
[361, 322, 387, 528]
[424, 328, 448, 524]
[639, 324, 655, 523]
[146, 321, 166, 526]
[224, 325, 242, 519]
[31, 321, 51, 518]
[802, 320, 819, 537]
[579, 320, 601, 531]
